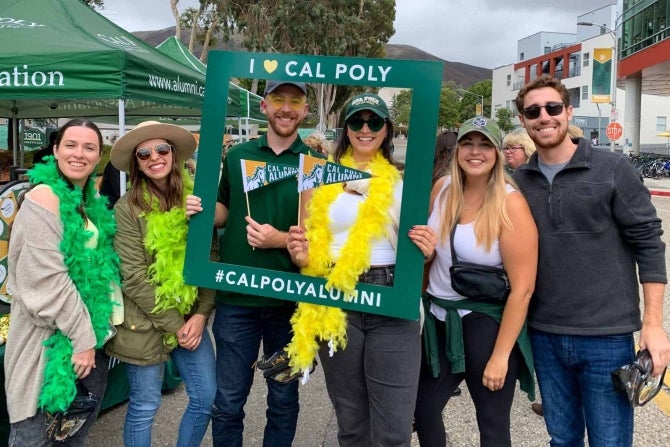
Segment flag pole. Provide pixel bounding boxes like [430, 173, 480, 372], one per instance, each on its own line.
[245, 192, 254, 251]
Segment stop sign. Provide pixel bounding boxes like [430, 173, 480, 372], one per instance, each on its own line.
[606, 122, 623, 141]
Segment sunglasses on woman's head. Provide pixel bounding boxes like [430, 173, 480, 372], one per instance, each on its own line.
[135, 143, 173, 160]
[347, 115, 386, 132]
[521, 102, 565, 119]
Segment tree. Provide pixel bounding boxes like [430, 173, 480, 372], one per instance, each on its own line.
[459, 79, 491, 122]
[170, 0, 182, 40]
[438, 82, 462, 131]
[495, 108, 516, 133]
[390, 90, 412, 131]
[227, 0, 396, 129]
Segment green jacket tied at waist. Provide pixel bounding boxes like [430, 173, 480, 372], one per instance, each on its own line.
[422, 293, 535, 401]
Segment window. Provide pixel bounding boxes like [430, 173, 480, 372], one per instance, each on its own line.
[582, 85, 589, 100]
[657, 116, 667, 131]
[583, 52, 590, 67]
[506, 74, 511, 86]
[544, 46, 551, 54]
[520, 52, 525, 60]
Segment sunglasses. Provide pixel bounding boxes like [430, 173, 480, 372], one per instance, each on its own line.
[521, 102, 565, 119]
[347, 115, 386, 132]
[266, 93, 306, 111]
[135, 143, 173, 161]
[611, 349, 667, 407]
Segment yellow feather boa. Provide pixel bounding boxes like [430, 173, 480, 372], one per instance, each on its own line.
[287, 149, 400, 373]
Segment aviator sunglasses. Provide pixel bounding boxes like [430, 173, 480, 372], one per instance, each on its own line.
[135, 143, 173, 160]
[347, 115, 386, 132]
[521, 102, 565, 120]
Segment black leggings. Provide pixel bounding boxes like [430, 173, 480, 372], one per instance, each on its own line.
[414, 312, 521, 447]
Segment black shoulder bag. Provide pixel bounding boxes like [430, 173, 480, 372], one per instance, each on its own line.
[448, 224, 510, 302]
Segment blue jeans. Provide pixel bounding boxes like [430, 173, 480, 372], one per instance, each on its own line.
[530, 330, 634, 447]
[211, 301, 299, 447]
[123, 331, 216, 447]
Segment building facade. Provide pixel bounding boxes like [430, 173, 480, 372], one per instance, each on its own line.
[492, 0, 670, 154]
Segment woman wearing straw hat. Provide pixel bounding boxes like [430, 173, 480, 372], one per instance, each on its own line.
[105, 121, 216, 447]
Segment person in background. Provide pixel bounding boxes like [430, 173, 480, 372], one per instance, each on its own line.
[502, 129, 536, 172]
[99, 161, 123, 210]
[432, 131, 458, 184]
[186, 81, 322, 447]
[514, 74, 670, 446]
[105, 121, 216, 447]
[286, 93, 436, 446]
[5, 119, 120, 446]
[414, 117, 538, 447]
[303, 131, 334, 157]
[568, 124, 585, 139]
[31, 131, 57, 165]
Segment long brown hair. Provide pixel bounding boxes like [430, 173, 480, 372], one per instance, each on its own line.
[127, 141, 185, 212]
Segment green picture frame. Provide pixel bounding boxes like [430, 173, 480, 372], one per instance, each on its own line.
[184, 51, 442, 319]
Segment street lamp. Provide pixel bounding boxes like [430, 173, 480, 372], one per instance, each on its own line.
[577, 21, 617, 152]
[457, 88, 485, 118]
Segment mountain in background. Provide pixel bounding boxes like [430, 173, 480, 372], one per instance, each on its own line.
[134, 27, 491, 88]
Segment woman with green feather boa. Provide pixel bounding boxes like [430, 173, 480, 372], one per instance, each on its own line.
[105, 121, 216, 447]
[5, 119, 121, 446]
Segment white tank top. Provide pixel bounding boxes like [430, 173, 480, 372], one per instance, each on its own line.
[328, 184, 401, 266]
[426, 177, 513, 320]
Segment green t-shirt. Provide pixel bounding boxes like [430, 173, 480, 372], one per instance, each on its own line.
[216, 134, 320, 307]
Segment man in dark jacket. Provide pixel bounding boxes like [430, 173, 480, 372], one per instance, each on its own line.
[513, 75, 670, 447]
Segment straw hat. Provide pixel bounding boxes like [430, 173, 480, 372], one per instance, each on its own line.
[110, 121, 197, 172]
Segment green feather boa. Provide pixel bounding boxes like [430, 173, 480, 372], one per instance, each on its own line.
[28, 158, 120, 413]
[141, 172, 197, 317]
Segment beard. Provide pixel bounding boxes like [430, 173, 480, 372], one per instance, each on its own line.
[267, 112, 301, 138]
[532, 124, 569, 150]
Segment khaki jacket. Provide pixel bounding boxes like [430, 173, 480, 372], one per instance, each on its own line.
[105, 194, 216, 365]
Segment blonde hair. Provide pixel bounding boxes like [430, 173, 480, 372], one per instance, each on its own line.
[438, 137, 515, 250]
[303, 132, 334, 156]
[502, 129, 536, 162]
[567, 124, 584, 138]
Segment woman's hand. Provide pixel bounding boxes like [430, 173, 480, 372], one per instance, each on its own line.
[287, 225, 309, 267]
[408, 225, 437, 260]
[482, 354, 509, 392]
[72, 348, 96, 379]
[177, 314, 207, 351]
[185, 194, 203, 217]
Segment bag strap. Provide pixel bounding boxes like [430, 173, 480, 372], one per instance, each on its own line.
[449, 224, 460, 263]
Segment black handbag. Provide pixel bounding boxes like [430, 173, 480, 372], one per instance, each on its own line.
[45, 381, 99, 443]
[448, 225, 510, 302]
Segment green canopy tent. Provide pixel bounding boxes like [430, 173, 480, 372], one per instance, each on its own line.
[155, 36, 266, 138]
[0, 0, 206, 161]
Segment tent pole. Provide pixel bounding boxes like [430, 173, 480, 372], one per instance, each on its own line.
[10, 100, 18, 169]
[118, 99, 127, 195]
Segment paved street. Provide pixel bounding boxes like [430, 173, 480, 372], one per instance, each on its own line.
[88, 175, 670, 447]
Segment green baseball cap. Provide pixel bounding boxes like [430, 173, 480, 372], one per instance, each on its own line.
[344, 93, 390, 121]
[457, 116, 503, 148]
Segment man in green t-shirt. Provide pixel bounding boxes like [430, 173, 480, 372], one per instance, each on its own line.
[189, 80, 318, 447]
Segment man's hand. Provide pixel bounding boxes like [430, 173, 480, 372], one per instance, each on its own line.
[245, 216, 287, 249]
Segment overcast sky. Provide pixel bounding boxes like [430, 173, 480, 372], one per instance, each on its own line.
[100, 0, 617, 69]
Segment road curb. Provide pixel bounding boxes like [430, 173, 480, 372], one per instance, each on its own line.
[650, 190, 670, 197]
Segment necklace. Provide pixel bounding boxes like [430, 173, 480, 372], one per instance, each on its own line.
[463, 193, 484, 210]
